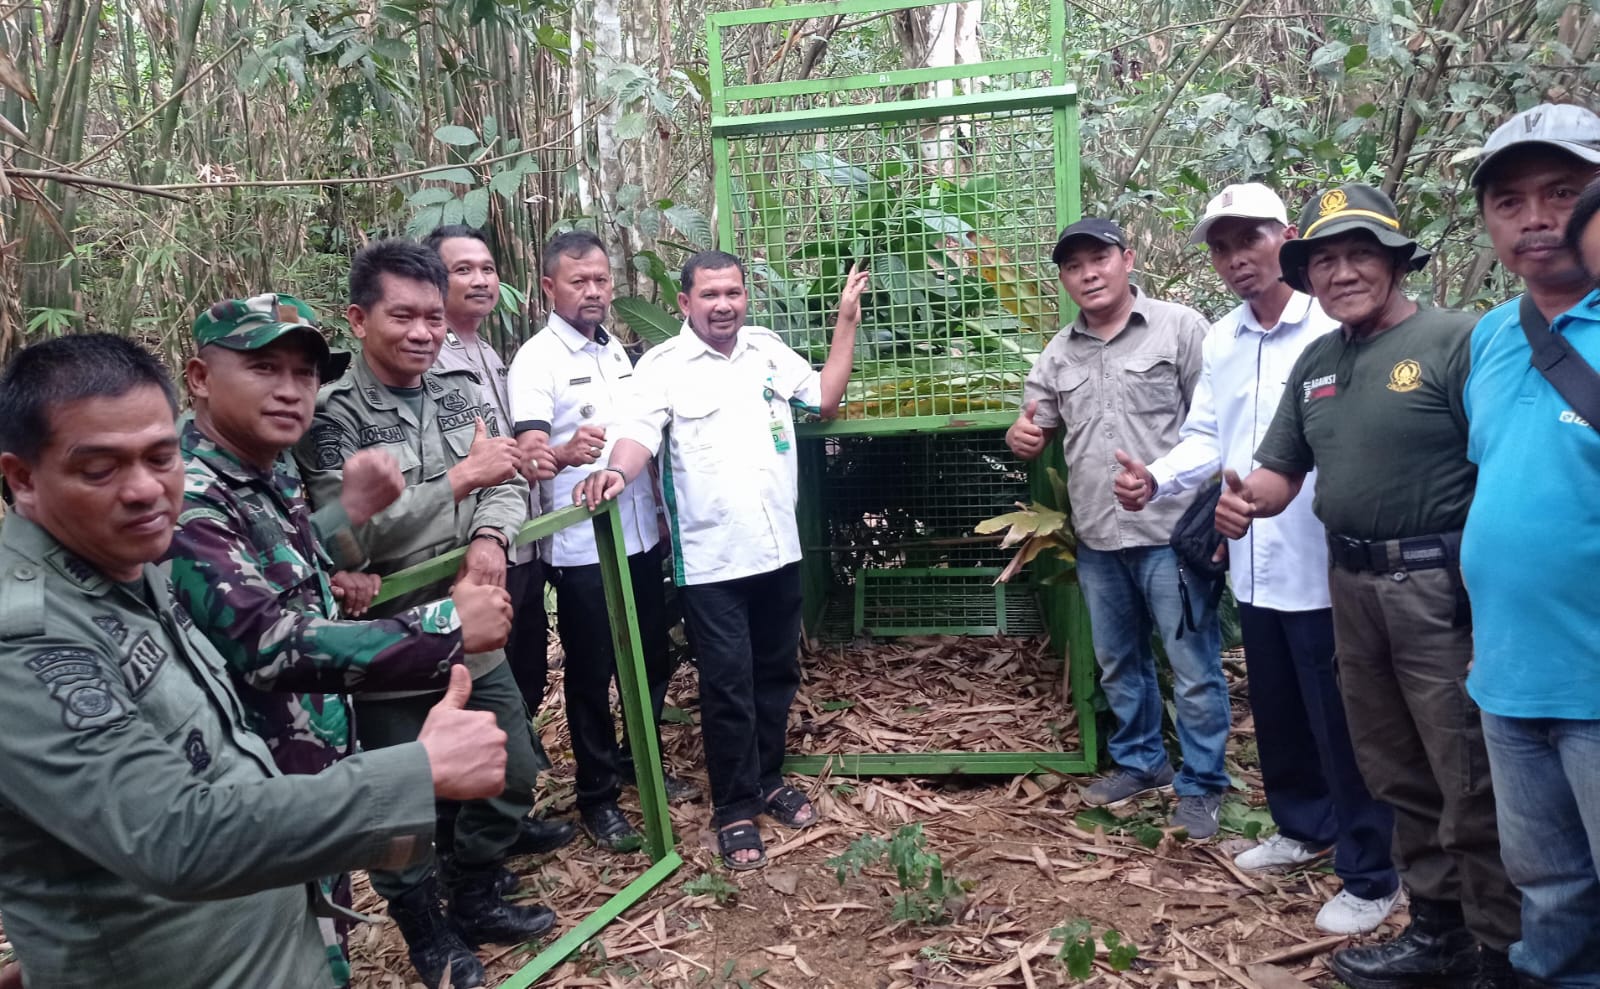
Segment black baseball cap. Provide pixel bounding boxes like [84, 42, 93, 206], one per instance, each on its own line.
[1051, 217, 1128, 264]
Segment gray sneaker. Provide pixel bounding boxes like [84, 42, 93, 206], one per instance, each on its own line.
[1082, 764, 1176, 807]
[1172, 792, 1223, 839]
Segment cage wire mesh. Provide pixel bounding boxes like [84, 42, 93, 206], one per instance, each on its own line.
[724, 105, 1062, 423]
[805, 430, 1045, 637]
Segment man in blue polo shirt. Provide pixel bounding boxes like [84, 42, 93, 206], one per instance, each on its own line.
[1461, 104, 1600, 989]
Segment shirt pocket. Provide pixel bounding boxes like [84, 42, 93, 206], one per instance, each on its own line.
[1057, 364, 1095, 426]
[1122, 352, 1181, 416]
[672, 394, 722, 465]
[379, 440, 422, 479]
[437, 426, 477, 481]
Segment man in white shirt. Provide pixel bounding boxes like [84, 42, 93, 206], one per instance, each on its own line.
[506, 231, 696, 852]
[574, 251, 869, 871]
[1114, 184, 1398, 934]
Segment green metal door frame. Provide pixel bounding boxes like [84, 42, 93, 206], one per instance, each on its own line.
[709, 0, 1096, 781]
[372, 503, 680, 986]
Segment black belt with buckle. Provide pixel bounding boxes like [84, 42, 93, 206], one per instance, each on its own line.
[1326, 530, 1463, 574]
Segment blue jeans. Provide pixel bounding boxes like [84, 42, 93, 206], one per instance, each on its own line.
[1482, 712, 1600, 987]
[1076, 544, 1230, 796]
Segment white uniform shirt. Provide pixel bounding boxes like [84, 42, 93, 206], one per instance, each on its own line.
[613, 322, 822, 586]
[1147, 292, 1338, 611]
[506, 314, 659, 567]
[433, 327, 536, 565]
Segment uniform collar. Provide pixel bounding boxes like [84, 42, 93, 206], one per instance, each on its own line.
[0, 510, 165, 599]
[1548, 288, 1600, 332]
[1232, 290, 1315, 337]
[179, 417, 299, 496]
[352, 355, 445, 414]
[548, 311, 611, 351]
[1068, 285, 1151, 339]
[676, 320, 754, 360]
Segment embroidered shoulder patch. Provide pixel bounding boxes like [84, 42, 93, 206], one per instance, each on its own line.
[26, 649, 129, 731]
[183, 728, 211, 774]
[311, 423, 345, 469]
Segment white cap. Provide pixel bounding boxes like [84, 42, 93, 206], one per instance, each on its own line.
[1188, 183, 1290, 245]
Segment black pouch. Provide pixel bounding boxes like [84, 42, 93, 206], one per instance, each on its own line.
[1168, 480, 1227, 636]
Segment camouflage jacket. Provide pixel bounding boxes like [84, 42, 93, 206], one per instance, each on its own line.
[166, 418, 462, 775]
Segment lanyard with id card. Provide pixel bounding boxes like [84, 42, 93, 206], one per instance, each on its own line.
[764, 374, 791, 453]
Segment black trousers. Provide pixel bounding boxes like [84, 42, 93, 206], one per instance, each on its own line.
[505, 558, 550, 711]
[678, 562, 802, 828]
[1238, 603, 1398, 900]
[549, 543, 674, 811]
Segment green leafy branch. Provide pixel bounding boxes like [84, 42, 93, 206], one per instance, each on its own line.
[974, 467, 1078, 583]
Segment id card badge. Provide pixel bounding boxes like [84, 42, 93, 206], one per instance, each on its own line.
[769, 417, 791, 453]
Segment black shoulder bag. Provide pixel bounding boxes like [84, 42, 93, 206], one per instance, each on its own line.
[1520, 294, 1600, 434]
[1168, 480, 1227, 637]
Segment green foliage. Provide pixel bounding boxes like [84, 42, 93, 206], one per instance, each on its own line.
[1054, 919, 1139, 981]
[825, 823, 972, 925]
[975, 469, 1078, 583]
[682, 871, 739, 905]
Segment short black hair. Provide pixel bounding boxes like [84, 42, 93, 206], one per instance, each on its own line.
[680, 250, 744, 294]
[423, 224, 492, 257]
[349, 238, 449, 310]
[1564, 177, 1600, 275]
[541, 230, 607, 277]
[0, 333, 178, 463]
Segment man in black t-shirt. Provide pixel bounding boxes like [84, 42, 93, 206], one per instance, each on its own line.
[1215, 184, 1518, 989]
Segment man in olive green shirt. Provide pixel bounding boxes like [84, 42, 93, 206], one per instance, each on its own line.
[1217, 184, 1518, 989]
[296, 239, 555, 985]
[0, 333, 508, 989]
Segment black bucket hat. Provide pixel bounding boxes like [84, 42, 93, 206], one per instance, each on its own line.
[1278, 183, 1430, 293]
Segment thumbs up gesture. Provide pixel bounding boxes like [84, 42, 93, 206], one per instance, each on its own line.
[1213, 469, 1258, 540]
[417, 665, 508, 800]
[1113, 448, 1157, 511]
[1006, 399, 1048, 461]
[461, 416, 522, 490]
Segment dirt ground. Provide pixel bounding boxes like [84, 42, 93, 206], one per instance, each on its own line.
[345, 636, 1404, 989]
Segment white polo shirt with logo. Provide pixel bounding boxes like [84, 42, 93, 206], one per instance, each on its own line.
[613, 322, 822, 586]
[506, 313, 659, 567]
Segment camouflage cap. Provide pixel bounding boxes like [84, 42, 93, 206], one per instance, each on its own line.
[192, 294, 351, 380]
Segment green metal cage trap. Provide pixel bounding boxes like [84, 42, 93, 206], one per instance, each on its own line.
[709, 0, 1097, 777]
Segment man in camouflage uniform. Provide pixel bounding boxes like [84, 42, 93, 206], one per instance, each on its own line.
[0, 333, 510, 989]
[295, 239, 556, 986]
[165, 293, 518, 986]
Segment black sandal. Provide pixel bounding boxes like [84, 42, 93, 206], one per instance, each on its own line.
[764, 785, 817, 829]
[716, 821, 767, 871]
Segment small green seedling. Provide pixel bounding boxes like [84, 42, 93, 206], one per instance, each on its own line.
[682, 871, 739, 905]
[1054, 920, 1139, 981]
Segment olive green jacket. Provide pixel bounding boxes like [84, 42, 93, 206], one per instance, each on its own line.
[296, 356, 529, 686]
[0, 513, 435, 989]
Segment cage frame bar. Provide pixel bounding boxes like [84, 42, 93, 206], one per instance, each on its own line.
[372, 503, 680, 981]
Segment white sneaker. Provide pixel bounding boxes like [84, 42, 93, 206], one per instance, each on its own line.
[1232, 833, 1332, 872]
[1315, 887, 1401, 935]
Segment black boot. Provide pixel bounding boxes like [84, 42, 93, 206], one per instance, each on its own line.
[1328, 898, 1478, 989]
[387, 876, 486, 988]
[505, 815, 578, 857]
[446, 862, 557, 946]
[1472, 947, 1517, 989]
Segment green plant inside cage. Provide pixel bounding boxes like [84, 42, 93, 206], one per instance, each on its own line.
[726, 107, 1062, 421]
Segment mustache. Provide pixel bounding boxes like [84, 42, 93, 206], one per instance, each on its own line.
[1514, 234, 1566, 254]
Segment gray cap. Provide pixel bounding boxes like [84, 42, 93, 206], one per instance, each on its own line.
[1470, 103, 1600, 187]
